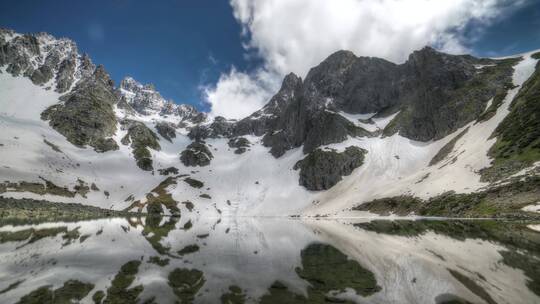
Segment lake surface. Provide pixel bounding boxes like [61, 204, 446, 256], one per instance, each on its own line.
[0, 216, 539, 304]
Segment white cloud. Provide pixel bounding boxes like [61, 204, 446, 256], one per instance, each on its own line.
[205, 0, 525, 119]
[203, 68, 279, 119]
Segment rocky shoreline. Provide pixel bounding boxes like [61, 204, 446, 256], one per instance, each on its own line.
[353, 175, 540, 220]
[0, 196, 138, 225]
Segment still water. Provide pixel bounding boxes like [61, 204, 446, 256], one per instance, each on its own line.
[0, 216, 539, 304]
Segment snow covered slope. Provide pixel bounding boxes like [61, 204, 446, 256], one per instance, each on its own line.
[1, 28, 539, 217]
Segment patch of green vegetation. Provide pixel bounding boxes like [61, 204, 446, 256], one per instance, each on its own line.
[500, 250, 540, 296]
[356, 218, 540, 298]
[93, 290, 105, 304]
[532, 52, 540, 60]
[0, 177, 76, 198]
[184, 177, 204, 189]
[177, 244, 199, 256]
[73, 179, 90, 198]
[148, 256, 169, 267]
[221, 285, 246, 304]
[16, 279, 94, 304]
[0, 196, 136, 225]
[0, 226, 67, 248]
[355, 220, 540, 254]
[126, 177, 180, 216]
[61, 227, 81, 246]
[482, 63, 540, 181]
[102, 260, 143, 304]
[260, 243, 380, 303]
[430, 127, 469, 166]
[297, 243, 380, 299]
[168, 268, 205, 303]
[354, 175, 540, 218]
[259, 281, 309, 304]
[142, 215, 179, 255]
[0, 280, 24, 295]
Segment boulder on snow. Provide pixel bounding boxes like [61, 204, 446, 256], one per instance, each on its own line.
[180, 142, 213, 167]
[227, 137, 251, 154]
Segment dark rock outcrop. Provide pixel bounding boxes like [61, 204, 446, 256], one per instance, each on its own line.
[120, 119, 161, 171]
[188, 116, 235, 140]
[41, 65, 119, 153]
[294, 146, 367, 191]
[228, 137, 251, 154]
[383, 47, 518, 141]
[0, 32, 40, 77]
[155, 122, 176, 142]
[180, 142, 213, 167]
[158, 167, 179, 176]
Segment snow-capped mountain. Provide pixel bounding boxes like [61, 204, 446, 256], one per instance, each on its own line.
[119, 76, 205, 125]
[1, 28, 539, 218]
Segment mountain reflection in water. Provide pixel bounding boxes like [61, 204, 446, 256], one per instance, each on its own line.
[0, 216, 539, 304]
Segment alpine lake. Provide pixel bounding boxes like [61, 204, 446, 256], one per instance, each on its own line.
[0, 215, 539, 304]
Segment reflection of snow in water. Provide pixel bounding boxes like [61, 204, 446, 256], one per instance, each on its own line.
[0, 218, 538, 304]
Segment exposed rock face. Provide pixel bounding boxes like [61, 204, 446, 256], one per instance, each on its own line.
[155, 122, 176, 142]
[0, 30, 119, 153]
[234, 73, 303, 136]
[384, 48, 518, 141]
[193, 48, 517, 158]
[120, 119, 161, 171]
[227, 137, 251, 154]
[180, 142, 213, 167]
[294, 146, 367, 191]
[303, 51, 400, 114]
[263, 109, 369, 157]
[119, 76, 206, 124]
[0, 30, 94, 93]
[41, 65, 119, 152]
[188, 116, 235, 140]
[0, 31, 41, 77]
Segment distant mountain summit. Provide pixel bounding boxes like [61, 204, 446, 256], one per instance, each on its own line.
[119, 76, 205, 124]
[1, 28, 539, 218]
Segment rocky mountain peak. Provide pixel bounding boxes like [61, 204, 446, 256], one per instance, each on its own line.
[119, 76, 168, 115]
[119, 76, 206, 124]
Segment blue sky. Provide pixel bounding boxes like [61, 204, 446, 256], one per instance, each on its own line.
[1, 0, 539, 112]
